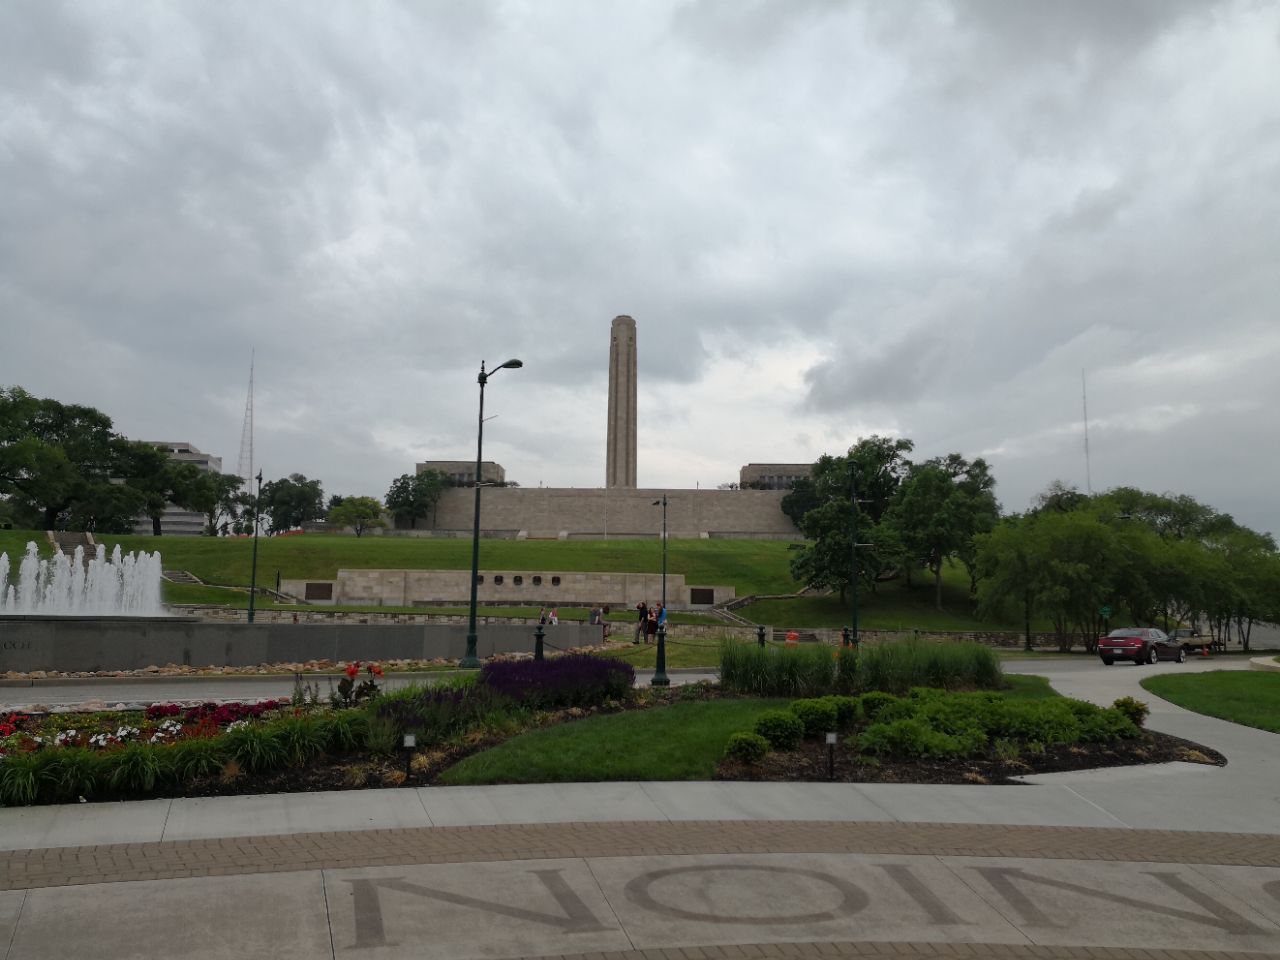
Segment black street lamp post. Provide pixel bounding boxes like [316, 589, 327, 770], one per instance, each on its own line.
[463, 358, 523, 668]
[651, 495, 670, 687]
[845, 461, 873, 649]
[247, 470, 263, 624]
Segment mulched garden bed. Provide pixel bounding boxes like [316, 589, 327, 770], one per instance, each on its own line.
[716, 730, 1226, 786]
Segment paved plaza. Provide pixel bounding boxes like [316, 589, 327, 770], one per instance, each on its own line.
[2, 657, 1278, 959]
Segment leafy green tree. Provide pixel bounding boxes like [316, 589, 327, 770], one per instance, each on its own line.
[260, 473, 325, 533]
[0, 386, 121, 529]
[975, 514, 1048, 650]
[788, 437, 915, 601]
[186, 472, 246, 536]
[327, 496, 387, 537]
[887, 454, 999, 610]
[385, 471, 445, 529]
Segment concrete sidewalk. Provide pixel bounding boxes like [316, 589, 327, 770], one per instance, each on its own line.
[2, 658, 1279, 959]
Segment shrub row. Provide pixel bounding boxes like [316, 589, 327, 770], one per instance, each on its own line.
[728, 689, 1145, 763]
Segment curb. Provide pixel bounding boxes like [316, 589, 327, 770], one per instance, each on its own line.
[0, 666, 712, 689]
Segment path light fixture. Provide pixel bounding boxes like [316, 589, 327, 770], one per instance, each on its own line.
[463, 358, 523, 669]
[651, 495, 670, 687]
[247, 469, 264, 624]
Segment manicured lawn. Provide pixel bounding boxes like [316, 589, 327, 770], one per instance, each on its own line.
[1002, 674, 1058, 699]
[1141, 672, 1280, 734]
[438, 697, 790, 784]
[596, 635, 736, 669]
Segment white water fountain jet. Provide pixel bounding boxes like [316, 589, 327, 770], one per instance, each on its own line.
[0, 542, 165, 616]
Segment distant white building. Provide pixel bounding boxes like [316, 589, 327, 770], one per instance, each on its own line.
[133, 442, 222, 536]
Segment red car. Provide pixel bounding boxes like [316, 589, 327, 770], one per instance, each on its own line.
[1098, 627, 1186, 665]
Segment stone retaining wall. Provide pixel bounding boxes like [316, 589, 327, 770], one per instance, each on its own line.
[0, 616, 593, 673]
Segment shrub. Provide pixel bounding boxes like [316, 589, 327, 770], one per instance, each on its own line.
[374, 685, 495, 742]
[858, 718, 965, 758]
[858, 692, 899, 721]
[1078, 708, 1140, 742]
[480, 655, 634, 709]
[825, 695, 862, 729]
[1112, 696, 1149, 728]
[789, 699, 839, 738]
[724, 732, 770, 764]
[980, 700, 1082, 745]
[753, 710, 804, 750]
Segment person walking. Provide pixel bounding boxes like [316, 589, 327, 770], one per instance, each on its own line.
[645, 605, 659, 644]
[634, 600, 648, 644]
[548, 607, 558, 626]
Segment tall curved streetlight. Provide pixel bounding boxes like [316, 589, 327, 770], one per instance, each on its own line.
[462, 358, 523, 668]
[247, 470, 264, 624]
[650, 495, 670, 687]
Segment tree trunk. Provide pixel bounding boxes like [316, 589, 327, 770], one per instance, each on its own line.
[1023, 593, 1032, 651]
[933, 563, 943, 611]
[152, 515, 163, 537]
[44, 506, 59, 530]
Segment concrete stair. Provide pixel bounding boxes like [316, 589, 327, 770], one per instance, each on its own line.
[163, 570, 203, 585]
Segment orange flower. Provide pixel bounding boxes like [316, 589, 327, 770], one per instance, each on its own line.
[369, 664, 384, 678]
[345, 662, 360, 679]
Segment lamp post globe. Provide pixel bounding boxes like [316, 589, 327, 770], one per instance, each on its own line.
[463, 358, 522, 669]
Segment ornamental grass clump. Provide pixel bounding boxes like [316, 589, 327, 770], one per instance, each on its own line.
[854, 639, 1002, 695]
[479, 654, 634, 710]
[718, 640, 839, 697]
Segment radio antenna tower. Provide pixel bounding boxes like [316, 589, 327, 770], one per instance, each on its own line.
[236, 351, 255, 484]
[1081, 368, 1093, 496]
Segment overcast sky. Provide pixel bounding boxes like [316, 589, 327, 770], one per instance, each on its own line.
[2, 1, 1277, 535]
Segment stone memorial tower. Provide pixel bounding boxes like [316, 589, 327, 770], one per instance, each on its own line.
[606, 315, 637, 488]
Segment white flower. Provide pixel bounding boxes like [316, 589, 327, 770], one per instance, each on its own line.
[226, 719, 250, 732]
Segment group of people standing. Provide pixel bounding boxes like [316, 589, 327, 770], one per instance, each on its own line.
[633, 600, 666, 644]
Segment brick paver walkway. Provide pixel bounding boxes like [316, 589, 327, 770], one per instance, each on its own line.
[5, 819, 1280, 892]
[527, 944, 1276, 960]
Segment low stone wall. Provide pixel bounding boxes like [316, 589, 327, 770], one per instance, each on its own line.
[0, 615, 594, 673]
[168, 610, 1057, 650]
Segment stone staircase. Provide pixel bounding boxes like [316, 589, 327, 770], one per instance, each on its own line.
[45, 531, 96, 563]
[163, 570, 203, 585]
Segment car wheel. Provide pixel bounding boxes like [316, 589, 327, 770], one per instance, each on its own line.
[1177, 647, 1187, 663]
[1147, 646, 1159, 665]
[1101, 658, 1113, 666]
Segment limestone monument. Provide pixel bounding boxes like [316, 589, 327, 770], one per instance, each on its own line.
[606, 314, 637, 488]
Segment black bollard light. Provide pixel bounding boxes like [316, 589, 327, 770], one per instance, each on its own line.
[757, 624, 766, 648]
[652, 622, 670, 687]
[534, 622, 545, 661]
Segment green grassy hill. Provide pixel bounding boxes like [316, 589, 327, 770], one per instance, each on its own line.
[0, 531, 800, 596]
[0, 530, 1036, 631]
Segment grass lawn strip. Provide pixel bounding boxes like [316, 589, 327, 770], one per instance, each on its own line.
[438, 697, 790, 784]
[1141, 671, 1280, 734]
